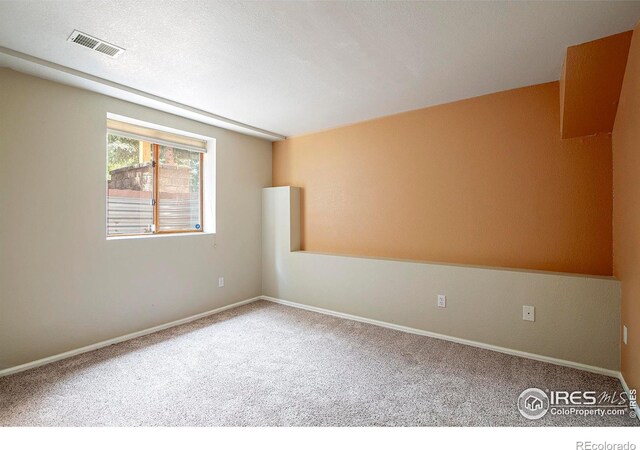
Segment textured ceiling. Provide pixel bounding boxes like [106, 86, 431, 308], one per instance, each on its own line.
[1, 1, 639, 137]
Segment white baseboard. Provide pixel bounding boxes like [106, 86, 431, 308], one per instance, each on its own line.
[0, 296, 262, 378]
[2, 293, 630, 399]
[261, 295, 621, 379]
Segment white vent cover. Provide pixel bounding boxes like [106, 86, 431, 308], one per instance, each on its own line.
[67, 30, 125, 58]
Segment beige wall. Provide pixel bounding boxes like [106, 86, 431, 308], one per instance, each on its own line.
[0, 69, 272, 369]
[273, 82, 613, 276]
[263, 187, 621, 372]
[613, 23, 640, 393]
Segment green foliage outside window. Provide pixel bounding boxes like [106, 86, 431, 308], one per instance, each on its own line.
[107, 134, 139, 179]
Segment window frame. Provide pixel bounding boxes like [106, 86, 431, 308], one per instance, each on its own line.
[153, 143, 205, 235]
[106, 135, 205, 238]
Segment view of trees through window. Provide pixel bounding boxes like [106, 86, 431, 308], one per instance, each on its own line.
[107, 134, 140, 179]
[106, 134, 202, 236]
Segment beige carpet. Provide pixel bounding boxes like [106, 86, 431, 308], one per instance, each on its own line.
[0, 300, 636, 426]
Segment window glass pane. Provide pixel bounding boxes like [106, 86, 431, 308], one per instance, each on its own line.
[107, 135, 154, 235]
[157, 146, 201, 232]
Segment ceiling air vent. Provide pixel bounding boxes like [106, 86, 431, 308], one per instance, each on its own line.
[67, 30, 125, 58]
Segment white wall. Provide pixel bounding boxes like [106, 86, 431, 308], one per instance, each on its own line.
[0, 69, 272, 369]
[263, 186, 621, 372]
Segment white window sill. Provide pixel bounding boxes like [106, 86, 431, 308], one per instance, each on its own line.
[107, 232, 216, 241]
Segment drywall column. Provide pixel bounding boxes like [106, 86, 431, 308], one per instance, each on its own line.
[263, 186, 621, 372]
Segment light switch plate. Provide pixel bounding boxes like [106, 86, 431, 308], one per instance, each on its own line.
[218, 277, 224, 288]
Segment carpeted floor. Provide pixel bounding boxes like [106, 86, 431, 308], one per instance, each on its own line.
[0, 300, 636, 426]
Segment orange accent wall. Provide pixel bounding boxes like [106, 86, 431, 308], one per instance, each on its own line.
[561, 31, 632, 139]
[613, 23, 640, 393]
[273, 82, 613, 276]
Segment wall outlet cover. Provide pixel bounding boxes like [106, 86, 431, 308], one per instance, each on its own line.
[437, 295, 446, 308]
[624, 325, 628, 345]
[523, 305, 535, 322]
[218, 277, 224, 288]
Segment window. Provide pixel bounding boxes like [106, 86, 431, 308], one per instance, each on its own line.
[106, 119, 207, 237]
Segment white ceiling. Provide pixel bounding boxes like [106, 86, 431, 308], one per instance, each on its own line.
[1, 1, 639, 139]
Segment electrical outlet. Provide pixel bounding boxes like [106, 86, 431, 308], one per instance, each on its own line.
[437, 295, 446, 308]
[523, 305, 535, 322]
[624, 325, 628, 345]
[218, 277, 224, 288]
